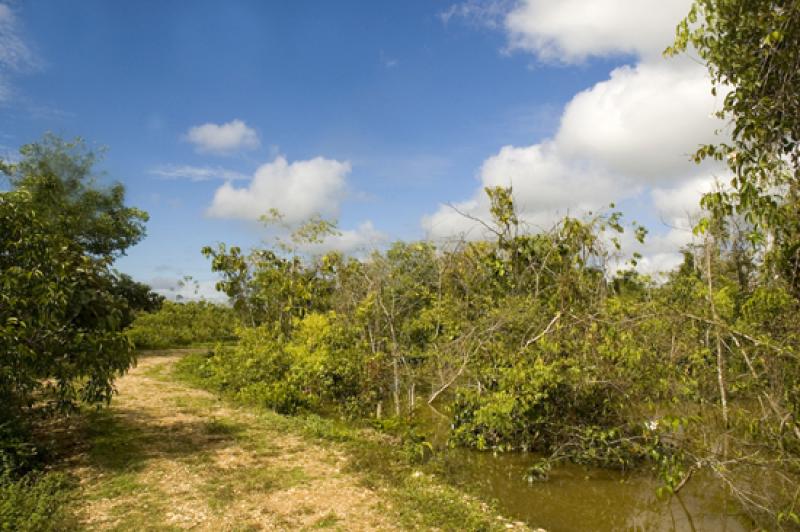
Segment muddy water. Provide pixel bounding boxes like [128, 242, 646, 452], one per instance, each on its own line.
[420, 408, 750, 531]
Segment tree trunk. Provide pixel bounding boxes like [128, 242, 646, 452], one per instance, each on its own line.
[392, 357, 401, 417]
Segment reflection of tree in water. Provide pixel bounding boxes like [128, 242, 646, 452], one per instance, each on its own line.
[428, 442, 747, 531]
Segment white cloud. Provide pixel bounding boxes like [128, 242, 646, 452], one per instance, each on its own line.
[421, 61, 723, 243]
[556, 59, 726, 181]
[184, 119, 260, 154]
[423, 141, 623, 240]
[300, 220, 388, 256]
[651, 174, 716, 228]
[207, 155, 351, 223]
[505, 0, 692, 62]
[0, 3, 38, 103]
[427, 0, 725, 275]
[149, 276, 228, 303]
[150, 164, 249, 182]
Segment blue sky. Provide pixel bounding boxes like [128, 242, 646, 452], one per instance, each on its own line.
[1, 1, 726, 299]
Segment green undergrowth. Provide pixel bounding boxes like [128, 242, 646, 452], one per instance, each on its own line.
[0, 470, 77, 532]
[172, 351, 525, 531]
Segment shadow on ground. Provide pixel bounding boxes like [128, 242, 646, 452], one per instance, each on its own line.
[80, 407, 245, 473]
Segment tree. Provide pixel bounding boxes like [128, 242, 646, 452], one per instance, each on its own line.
[0, 191, 135, 420]
[669, 0, 800, 293]
[2, 134, 149, 259]
[0, 135, 150, 470]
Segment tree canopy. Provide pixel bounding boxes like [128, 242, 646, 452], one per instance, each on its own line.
[2, 134, 149, 259]
[0, 135, 155, 471]
[669, 0, 800, 293]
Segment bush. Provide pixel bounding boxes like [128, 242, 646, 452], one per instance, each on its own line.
[126, 301, 238, 349]
[0, 471, 75, 531]
[176, 312, 375, 416]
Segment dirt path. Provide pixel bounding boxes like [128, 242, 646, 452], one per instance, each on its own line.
[69, 352, 399, 531]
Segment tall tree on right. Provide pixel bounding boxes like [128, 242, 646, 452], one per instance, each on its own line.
[668, 0, 800, 294]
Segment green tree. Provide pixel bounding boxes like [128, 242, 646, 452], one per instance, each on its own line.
[0, 135, 150, 471]
[0, 191, 135, 428]
[669, 0, 800, 293]
[2, 134, 149, 258]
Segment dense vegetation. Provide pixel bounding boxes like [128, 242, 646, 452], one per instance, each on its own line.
[0, 136, 157, 529]
[0, 0, 797, 528]
[126, 301, 238, 350]
[182, 185, 800, 527]
[177, 3, 800, 527]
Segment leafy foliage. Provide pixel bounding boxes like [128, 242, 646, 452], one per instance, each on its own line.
[0, 470, 75, 532]
[126, 301, 238, 350]
[0, 135, 150, 509]
[0, 189, 135, 423]
[178, 184, 800, 527]
[669, 0, 800, 295]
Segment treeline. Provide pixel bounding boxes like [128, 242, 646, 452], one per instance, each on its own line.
[127, 301, 238, 350]
[181, 3, 800, 525]
[184, 183, 799, 526]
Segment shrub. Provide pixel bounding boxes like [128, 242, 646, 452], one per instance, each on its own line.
[0, 470, 75, 531]
[126, 301, 238, 349]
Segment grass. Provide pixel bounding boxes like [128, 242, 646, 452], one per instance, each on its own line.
[310, 510, 342, 529]
[0, 471, 77, 532]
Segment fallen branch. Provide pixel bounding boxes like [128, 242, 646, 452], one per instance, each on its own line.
[522, 312, 562, 349]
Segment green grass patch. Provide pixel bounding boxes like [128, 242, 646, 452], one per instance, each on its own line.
[309, 510, 342, 529]
[0, 471, 77, 532]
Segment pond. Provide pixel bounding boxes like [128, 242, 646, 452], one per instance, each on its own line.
[419, 407, 750, 531]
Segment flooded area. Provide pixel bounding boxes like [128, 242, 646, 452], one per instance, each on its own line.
[421, 407, 750, 531]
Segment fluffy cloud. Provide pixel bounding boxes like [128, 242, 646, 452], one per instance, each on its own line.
[423, 141, 622, 239]
[428, 0, 725, 274]
[150, 164, 249, 182]
[207, 155, 351, 223]
[300, 220, 387, 256]
[422, 60, 723, 242]
[505, 0, 692, 62]
[184, 119, 260, 154]
[651, 174, 716, 228]
[556, 59, 725, 181]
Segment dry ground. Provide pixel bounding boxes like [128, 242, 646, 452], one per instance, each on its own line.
[68, 352, 399, 531]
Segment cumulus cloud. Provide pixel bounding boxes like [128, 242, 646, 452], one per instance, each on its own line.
[556, 59, 725, 181]
[504, 0, 692, 62]
[150, 164, 249, 182]
[423, 141, 622, 239]
[207, 155, 351, 223]
[184, 119, 260, 154]
[422, 61, 723, 242]
[651, 174, 716, 228]
[428, 0, 726, 274]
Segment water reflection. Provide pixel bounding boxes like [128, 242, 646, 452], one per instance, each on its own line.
[420, 407, 749, 531]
